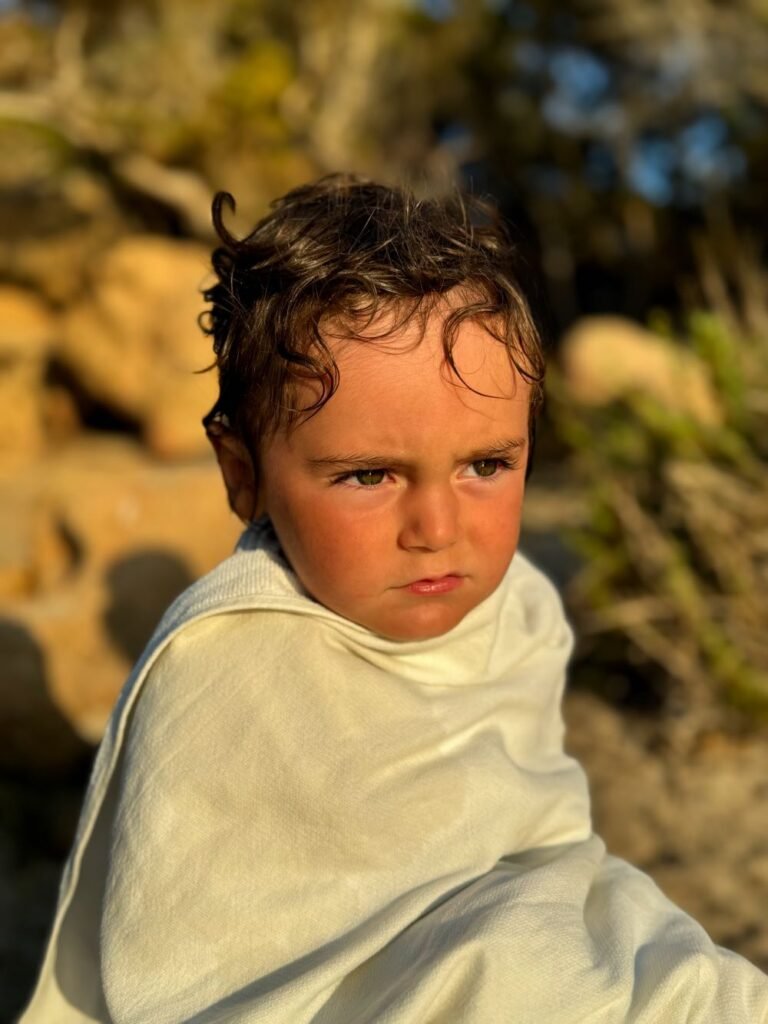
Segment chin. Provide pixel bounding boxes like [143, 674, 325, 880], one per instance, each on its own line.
[371, 604, 470, 642]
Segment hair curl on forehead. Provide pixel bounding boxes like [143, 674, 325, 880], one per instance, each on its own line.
[199, 173, 546, 478]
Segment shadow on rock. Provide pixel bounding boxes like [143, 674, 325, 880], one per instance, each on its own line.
[103, 549, 194, 663]
[0, 619, 96, 1024]
[0, 619, 93, 782]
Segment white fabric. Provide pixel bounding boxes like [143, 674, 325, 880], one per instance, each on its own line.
[19, 518, 768, 1023]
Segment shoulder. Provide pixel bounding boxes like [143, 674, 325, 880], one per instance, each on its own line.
[124, 607, 330, 761]
[508, 550, 573, 651]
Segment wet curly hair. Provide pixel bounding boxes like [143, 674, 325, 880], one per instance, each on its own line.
[200, 173, 546, 479]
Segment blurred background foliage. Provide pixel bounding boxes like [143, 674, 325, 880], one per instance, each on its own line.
[4, 0, 768, 313]
[2, 0, 768, 730]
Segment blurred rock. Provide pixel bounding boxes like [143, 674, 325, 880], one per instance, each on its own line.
[0, 602, 105, 775]
[59, 236, 217, 459]
[0, 496, 74, 600]
[564, 689, 666, 866]
[39, 383, 81, 444]
[7, 569, 137, 751]
[8, 225, 117, 306]
[103, 550, 195, 664]
[143, 370, 217, 461]
[34, 436, 239, 574]
[0, 286, 52, 361]
[560, 316, 723, 426]
[0, 436, 242, 769]
[0, 286, 56, 469]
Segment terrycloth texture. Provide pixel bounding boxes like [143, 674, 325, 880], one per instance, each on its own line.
[20, 519, 768, 1024]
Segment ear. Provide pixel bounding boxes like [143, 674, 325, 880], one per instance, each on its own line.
[207, 429, 262, 523]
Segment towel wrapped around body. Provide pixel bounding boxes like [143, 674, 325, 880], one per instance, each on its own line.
[19, 519, 768, 1023]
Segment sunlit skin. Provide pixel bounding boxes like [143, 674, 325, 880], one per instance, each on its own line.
[214, 301, 531, 641]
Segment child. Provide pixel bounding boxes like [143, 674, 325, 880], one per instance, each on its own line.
[20, 175, 768, 1023]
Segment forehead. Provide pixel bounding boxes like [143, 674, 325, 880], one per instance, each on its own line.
[286, 304, 530, 450]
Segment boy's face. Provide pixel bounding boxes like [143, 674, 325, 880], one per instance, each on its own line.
[232, 303, 530, 641]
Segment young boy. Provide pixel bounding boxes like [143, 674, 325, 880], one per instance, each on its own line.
[20, 176, 768, 1023]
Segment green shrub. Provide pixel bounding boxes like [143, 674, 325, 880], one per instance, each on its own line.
[548, 313, 768, 725]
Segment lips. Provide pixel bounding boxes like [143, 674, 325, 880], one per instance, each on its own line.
[405, 574, 464, 595]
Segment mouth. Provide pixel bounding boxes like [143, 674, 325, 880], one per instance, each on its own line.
[404, 574, 464, 596]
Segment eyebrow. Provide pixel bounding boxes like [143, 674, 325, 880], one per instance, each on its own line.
[306, 436, 527, 471]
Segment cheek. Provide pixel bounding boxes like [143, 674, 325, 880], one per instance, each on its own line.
[470, 483, 525, 557]
[288, 494, 388, 586]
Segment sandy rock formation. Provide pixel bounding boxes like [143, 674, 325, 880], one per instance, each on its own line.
[0, 287, 56, 470]
[559, 315, 723, 426]
[0, 234, 244, 777]
[59, 236, 218, 459]
[0, 437, 241, 774]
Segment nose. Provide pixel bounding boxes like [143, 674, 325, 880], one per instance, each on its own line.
[397, 482, 460, 553]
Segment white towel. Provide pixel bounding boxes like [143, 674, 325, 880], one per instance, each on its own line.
[20, 518, 768, 1023]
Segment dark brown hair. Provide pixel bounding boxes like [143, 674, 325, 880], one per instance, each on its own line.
[200, 173, 546, 478]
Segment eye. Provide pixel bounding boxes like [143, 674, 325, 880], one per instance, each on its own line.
[471, 459, 500, 478]
[354, 469, 386, 487]
[331, 468, 388, 487]
[467, 458, 514, 479]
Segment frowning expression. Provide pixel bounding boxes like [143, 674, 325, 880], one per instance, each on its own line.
[254, 304, 531, 641]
